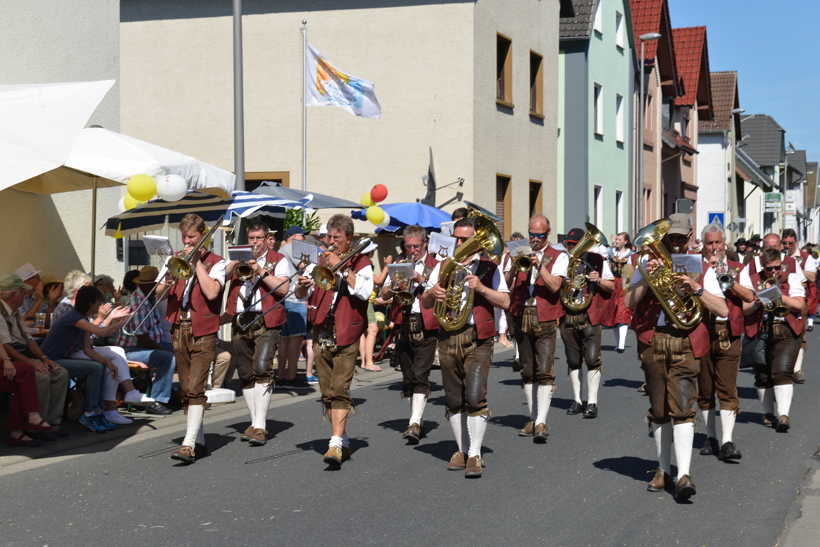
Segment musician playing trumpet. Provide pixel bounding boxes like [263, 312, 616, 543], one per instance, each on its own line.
[294, 214, 374, 468]
[740, 247, 805, 434]
[157, 213, 226, 464]
[421, 218, 509, 478]
[696, 222, 754, 461]
[223, 222, 291, 446]
[379, 224, 439, 445]
[625, 213, 728, 500]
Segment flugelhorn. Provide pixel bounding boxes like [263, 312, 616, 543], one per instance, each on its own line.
[560, 222, 606, 312]
[121, 215, 224, 337]
[311, 237, 374, 291]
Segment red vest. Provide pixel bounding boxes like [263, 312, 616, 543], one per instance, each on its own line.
[628, 261, 711, 358]
[568, 252, 612, 326]
[307, 253, 372, 347]
[471, 258, 499, 340]
[510, 245, 565, 321]
[392, 253, 440, 330]
[745, 271, 805, 338]
[721, 259, 746, 337]
[224, 249, 287, 329]
[165, 249, 225, 336]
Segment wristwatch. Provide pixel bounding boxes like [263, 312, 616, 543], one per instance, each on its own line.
[693, 287, 704, 297]
[342, 270, 350, 279]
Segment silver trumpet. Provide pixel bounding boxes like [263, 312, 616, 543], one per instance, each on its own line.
[715, 261, 735, 292]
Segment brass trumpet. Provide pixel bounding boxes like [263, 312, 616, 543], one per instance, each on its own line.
[312, 237, 374, 291]
[512, 253, 533, 273]
[756, 276, 789, 318]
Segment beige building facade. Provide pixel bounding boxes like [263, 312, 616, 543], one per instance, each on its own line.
[120, 0, 559, 237]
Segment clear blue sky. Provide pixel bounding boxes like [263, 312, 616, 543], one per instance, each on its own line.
[669, 0, 819, 161]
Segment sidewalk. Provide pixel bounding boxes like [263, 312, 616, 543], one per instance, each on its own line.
[777, 448, 820, 547]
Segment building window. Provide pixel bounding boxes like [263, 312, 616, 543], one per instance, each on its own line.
[529, 50, 544, 117]
[594, 185, 603, 227]
[496, 174, 511, 240]
[615, 190, 623, 232]
[644, 189, 651, 225]
[496, 33, 513, 107]
[593, 0, 603, 34]
[615, 10, 624, 48]
[529, 180, 543, 217]
[594, 83, 604, 136]
[615, 93, 624, 143]
[244, 171, 290, 192]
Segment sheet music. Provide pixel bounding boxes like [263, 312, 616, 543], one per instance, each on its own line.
[439, 221, 456, 237]
[429, 232, 457, 259]
[228, 245, 255, 262]
[671, 254, 704, 283]
[293, 239, 320, 265]
[143, 235, 173, 258]
[507, 240, 531, 257]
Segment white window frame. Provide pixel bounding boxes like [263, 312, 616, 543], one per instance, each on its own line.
[593, 0, 603, 34]
[615, 93, 624, 143]
[615, 190, 624, 233]
[594, 82, 604, 136]
[615, 10, 624, 48]
[594, 185, 603, 227]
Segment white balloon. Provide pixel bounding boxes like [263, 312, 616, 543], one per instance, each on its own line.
[156, 174, 188, 202]
[376, 213, 392, 229]
[117, 196, 126, 213]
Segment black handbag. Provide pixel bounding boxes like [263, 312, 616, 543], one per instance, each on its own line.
[740, 334, 767, 369]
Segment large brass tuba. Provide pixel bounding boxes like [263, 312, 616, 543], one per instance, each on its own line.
[560, 222, 607, 312]
[434, 207, 503, 331]
[633, 219, 703, 330]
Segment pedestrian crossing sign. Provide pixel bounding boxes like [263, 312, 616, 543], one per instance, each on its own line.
[707, 212, 724, 227]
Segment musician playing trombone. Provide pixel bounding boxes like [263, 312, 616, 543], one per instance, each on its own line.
[158, 213, 227, 464]
[294, 214, 374, 468]
[223, 221, 291, 447]
[625, 213, 728, 500]
[696, 222, 754, 461]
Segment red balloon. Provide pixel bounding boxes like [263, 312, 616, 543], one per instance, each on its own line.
[370, 184, 388, 203]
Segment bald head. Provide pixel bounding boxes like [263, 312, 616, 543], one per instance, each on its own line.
[762, 234, 781, 251]
[528, 215, 551, 252]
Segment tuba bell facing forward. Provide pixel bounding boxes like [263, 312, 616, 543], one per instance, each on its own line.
[559, 222, 607, 312]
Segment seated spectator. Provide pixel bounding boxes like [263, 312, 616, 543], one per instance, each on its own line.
[13, 263, 42, 316]
[114, 266, 177, 416]
[0, 274, 69, 428]
[1, 345, 60, 447]
[94, 274, 122, 305]
[53, 270, 114, 331]
[41, 286, 154, 430]
[22, 273, 64, 324]
[120, 270, 140, 307]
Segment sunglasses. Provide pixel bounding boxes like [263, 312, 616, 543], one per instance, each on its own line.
[764, 265, 782, 271]
[529, 232, 547, 239]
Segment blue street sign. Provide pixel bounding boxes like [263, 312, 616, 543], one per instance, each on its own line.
[707, 212, 725, 227]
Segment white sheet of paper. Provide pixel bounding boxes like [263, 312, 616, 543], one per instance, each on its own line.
[293, 239, 319, 265]
[757, 286, 783, 305]
[439, 221, 456, 237]
[388, 263, 415, 279]
[507, 240, 531, 257]
[671, 254, 703, 282]
[429, 233, 457, 259]
[228, 245, 255, 262]
[143, 235, 173, 258]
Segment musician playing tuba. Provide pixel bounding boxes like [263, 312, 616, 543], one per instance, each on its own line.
[559, 226, 614, 420]
[504, 214, 567, 443]
[624, 213, 728, 501]
[697, 222, 754, 462]
[223, 222, 291, 447]
[421, 217, 510, 478]
[740, 247, 806, 435]
[294, 214, 374, 468]
[378, 225, 439, 445]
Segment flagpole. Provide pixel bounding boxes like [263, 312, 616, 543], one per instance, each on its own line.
[301, 20, 307, 193]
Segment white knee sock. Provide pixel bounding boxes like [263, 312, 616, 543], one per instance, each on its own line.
[614, 325, 621, 349]
[652, 422, 673, 475]
[409, 393, 427, 426]
[794, 348, 804, 373]
[774, 384, 793, 417]
[617, 325, 628, 349]
[182, 404, 205, 448]
[515, 342, 519, 359]
[569, 369, 582, 403]
[702, 408, 717, 439]
[587, 369, 601, 405]
[673, 422, 695, 478]
[523, 383, 536, 420]
[466, 414, 488, 458]
[809, 316, 814, 327]
[196, 422, 205, 446]
[254, 383, 272, 429]
[329, 435, 343, 449]
[535, 385, 552, 425]
[757, 387, 775, 415]
[450, 411, 464, 453]
[242, 388, 255, 421]
[720, 410, 736, 445]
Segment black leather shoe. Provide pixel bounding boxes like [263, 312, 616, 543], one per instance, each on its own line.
[807, 325, 814, 332]
[719, 441, 742, 460]
[582, 403, 598, 418]
[567, 401, 583, 415]
[616, 348, 625, 353]
[699, 437, 719, 456]
[146, 402, 173, 415]
[511, 359, 522, 372]
[794, 371, 806, 384]
[776, 415, 791, 432]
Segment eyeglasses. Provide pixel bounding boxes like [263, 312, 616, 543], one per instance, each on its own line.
[247, 236, 267, 242]
[667, 234, 689, 242]
[782, 240, 796, 247]
[529, 232, 547, 239]
[764, 265, 782, 271]
[405, 244, 423, 249]
[455, 236, 469, 243]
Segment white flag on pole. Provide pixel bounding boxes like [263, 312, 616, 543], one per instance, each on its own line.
[304, 41, 381, 119]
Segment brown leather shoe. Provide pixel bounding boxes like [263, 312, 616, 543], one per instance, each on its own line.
[763, 413, 777, 427]
[518, 420, 534, 436]
[447, 451, 467, 470]
[646, 468, 672, 492]
[170, 445, 196, 464]
[533, 423, 548, 444]
[465, 456, 483, 478]
[323, 446, 343, 466]
[241, 425, 255, 441]
[794, 370, 805, 384]
[341, 446, 351, 462]
[403, 423, 424, 444]
[776, 415, 791, 432]
[248, 428, 268, 446]
[675, 474, 696, 500]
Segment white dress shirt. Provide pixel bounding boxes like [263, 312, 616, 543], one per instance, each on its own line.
[304, 262, 374, 304]
[235, 256, 290, 313]
[503, 245, 570, 302]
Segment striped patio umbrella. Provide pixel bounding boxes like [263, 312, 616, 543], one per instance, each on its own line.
[105, 190, 312, 237]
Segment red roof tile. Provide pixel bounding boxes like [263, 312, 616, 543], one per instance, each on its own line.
[630, 0, 664, 60]
[672, 27, 710, 109]
[700, 71, 738, 132]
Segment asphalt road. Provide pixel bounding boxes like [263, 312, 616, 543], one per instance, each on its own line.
[3, 328, 820, 547]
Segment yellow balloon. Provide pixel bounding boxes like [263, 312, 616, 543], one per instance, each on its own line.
[127, 174, 157, 201]
[366, 206, 385, 225]
[360, 191, 376, 207]
[123, 193, 146, 210]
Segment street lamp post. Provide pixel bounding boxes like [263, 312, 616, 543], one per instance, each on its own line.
[637, 33, 661, 232]
[728, 107, 745, 240]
